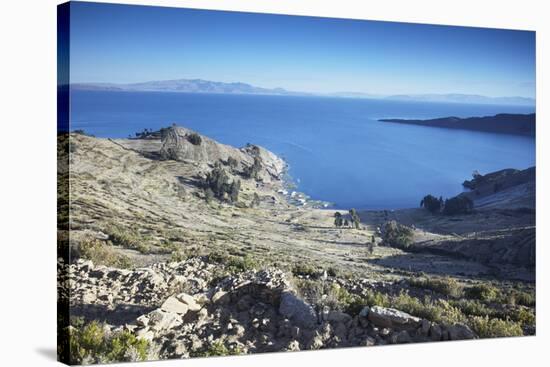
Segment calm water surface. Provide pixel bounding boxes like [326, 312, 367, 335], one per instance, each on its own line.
[71, 90, 535, 209]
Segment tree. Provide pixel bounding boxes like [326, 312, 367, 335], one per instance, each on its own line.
[344, 219, 349, 227]
[367, 242, 374, 255]
[334, 212, 343, 228]
[420, 194, 442, 214]
[349, 208, 361, 229]
[244, 156, 262, 180]
[382, 220, 414, 249]
[228, 179, 241, 203]
[202, 162, 241, 203]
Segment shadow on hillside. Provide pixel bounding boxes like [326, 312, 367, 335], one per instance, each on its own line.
[367, 252, 492, 278]
[70, 303, 156, 326]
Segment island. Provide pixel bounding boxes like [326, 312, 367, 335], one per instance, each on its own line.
[380, 113, 535, 136]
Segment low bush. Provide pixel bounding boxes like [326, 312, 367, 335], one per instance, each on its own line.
[469, 316, 523, 338]
[69, 321, 149, 364]
[208, 250, 257, 273]
[465, 283, 500, 302]
[409, 276, 464, 298]
[79, 239, 132, 269]
[505, 289, 536, 307]
[292, 263, 319, 278]
[191, 340, 243, 357]
[502, 307, 536, 326]
[449, 299, 495, 318]
[104, 225, 151, 254]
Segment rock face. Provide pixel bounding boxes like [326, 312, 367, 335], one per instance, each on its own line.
[159, 126, 285, 182]
[367, 306, 421, 328]
[60, 257, 479, 360]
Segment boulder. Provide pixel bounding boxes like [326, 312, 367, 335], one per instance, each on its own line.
[367, 306, 421, 328]
[327, 311, 353, 324]
[448, 323, 476, 340]
[176, 292, 201, 311]
[429, 324, 442, 341]
[161, 296, 189, 315]
[279, 291, 317, 329]
[391, 330, 412, 344]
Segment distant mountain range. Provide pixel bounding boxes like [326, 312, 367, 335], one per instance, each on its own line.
[71, 79, 305, 96]
[71, 79, 535, 106]
[380, 113, 536, 136]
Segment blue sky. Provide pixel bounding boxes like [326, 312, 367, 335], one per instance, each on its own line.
[69, 1, 536, 98]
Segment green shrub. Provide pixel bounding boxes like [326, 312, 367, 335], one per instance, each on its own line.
[292, 263, 318, 277]
[208, 250, 257, 273]
[409, 277, 464, 298]
[192, 340, 243, 357]
[449, 299, 494, 318]
[104, 225, 151, 254]
[326, 284, 364, 315]
[470, 316, 523, 338]
[364, 290, 391, 308]
[506, 289, 536, 307]
[79, 239, 132, 268]
[504, 307, 536, 326]
[391, 291, 464, 325]
[170, 250, 187, 263]
[382, 221, 414, 248]
[226, 255, 258, 273]
[465, 283, 500, 302]
[69, 321, 149, 364]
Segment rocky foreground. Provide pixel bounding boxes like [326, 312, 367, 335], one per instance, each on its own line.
[60, 256, 476, 362]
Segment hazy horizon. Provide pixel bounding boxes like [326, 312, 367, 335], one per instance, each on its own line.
[69, 2, 536, 99]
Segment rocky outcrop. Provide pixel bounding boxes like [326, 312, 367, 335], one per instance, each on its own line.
[59, 257, 478, 360]
[159, 126, 285, 182]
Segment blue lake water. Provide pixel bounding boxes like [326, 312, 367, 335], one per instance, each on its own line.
[71, 90, 535, 209]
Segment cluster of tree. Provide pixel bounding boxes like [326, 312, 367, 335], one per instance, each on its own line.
[420, 194, 444, 213]
[186, 132, 202, 146]
[381, 220, 414, 249]
[333, 209, 361, 229]
[202, 162, 241, 203]
[133, 128, 156, 139]
[243, 156, 262, 180]
[420, 194, 474, 215]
